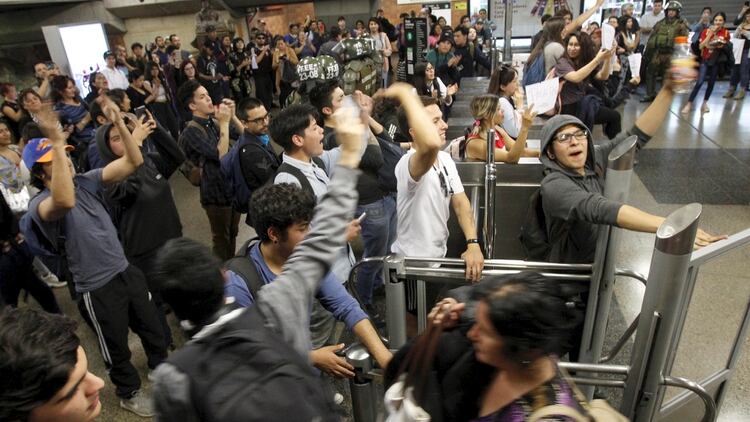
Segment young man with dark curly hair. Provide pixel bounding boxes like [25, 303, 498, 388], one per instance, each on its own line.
[0, 308, 105, 422]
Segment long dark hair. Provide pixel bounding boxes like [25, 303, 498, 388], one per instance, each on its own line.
[471, 272, 579, 364]
[563, 31, 597, 70]
[413, 62, 442, 99]
[488, 64, 517, 98]
[528, 17, 566, 65]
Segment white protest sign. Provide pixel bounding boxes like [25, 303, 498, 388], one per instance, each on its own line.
[525, 77, 560, 115]
[601, 23, 616, 51]
[628, 53, 642, 78]
[733, 38, 746, 63]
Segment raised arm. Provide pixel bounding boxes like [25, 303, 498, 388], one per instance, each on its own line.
[100, 98, 145, 184]
[255, 106, 365, 357]
[35, 106, 75, 222]
[632, 63, 690, 137]
[383, 83, 442, 181]
[215, 101, 232, 158]
[566, 0, 605, 36]
[562, 49, 611, 84]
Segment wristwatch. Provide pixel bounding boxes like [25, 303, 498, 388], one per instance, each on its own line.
[466, 238, 479, 245]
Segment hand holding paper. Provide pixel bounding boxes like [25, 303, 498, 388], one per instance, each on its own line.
[601, 24, 616, 53]
[525, 77, 560, 115]
[628, 53, 642, 79]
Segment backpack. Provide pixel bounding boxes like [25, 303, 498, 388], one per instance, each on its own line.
[178, 120, 210, 186]
[224, 237, 264, 302]
[219, 135, 252, 213]
[519, 188, 561, 261]
[280, 57, 298, 84]
[166, 306, 339, 422]
[522, 54, 546, 87]
[375, 135, 405, 193]
[274, 157, 326, 198]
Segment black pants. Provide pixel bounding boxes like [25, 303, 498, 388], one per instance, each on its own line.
[0, 240, 60, 313]
[255, 74, 274, 111]
[561, 103, 622, 140]
[129, 250, 173, 347]
[80, 265, 168, 398]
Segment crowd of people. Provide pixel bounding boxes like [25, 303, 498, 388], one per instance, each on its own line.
[0, 2, 734, 421]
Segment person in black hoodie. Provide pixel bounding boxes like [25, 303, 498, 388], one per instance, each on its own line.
[95, 110, 185, 344]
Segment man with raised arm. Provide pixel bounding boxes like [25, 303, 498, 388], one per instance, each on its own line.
[151, 104, 368, 422]
[387, 85, 484, 323]
[20, 98, 167, 417]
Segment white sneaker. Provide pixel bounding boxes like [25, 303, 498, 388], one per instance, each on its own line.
[40, 272, 67, 288]
[119, 390, 154, 417]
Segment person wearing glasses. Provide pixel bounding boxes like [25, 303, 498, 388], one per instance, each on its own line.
[539, 78, 724, 361]
[389, 85, 484, 332]
[539, 78, 724, 266]
[235, 97, 280, 225]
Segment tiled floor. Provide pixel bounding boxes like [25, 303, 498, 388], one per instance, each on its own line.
[33, 80, 750, 421]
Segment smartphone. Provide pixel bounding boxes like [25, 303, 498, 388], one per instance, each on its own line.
[133, 106, 147, 119]
[356, 212, 367, 223]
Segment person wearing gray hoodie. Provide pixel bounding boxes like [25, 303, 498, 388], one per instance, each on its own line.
[539, 79, 724, 265]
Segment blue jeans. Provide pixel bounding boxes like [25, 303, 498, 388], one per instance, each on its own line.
[730, 49, 750, 90]
[356, 193, 398, 305]
[688, 62, 719, 103]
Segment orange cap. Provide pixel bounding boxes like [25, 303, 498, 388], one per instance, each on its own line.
[674, 36, 688, 43]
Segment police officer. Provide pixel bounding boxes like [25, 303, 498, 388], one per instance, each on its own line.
[641, 0, 689, 102]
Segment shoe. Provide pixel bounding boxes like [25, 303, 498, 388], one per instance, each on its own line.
[735, 91, 746, 100]
[640, 96, 655, 103]
[701, 103, 710, 114]
[120, 390, 154, 418]
[680, 104, 691, 114]
[40, 272, 67, 288]
[724, 89, 736, 98]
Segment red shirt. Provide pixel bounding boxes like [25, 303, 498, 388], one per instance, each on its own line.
[699, 27, 730, 60]
[467, 129, 506, 149]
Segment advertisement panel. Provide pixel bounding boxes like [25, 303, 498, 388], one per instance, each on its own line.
[490, 0, 582, 37]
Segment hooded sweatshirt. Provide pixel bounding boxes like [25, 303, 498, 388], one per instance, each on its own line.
[96, 122, 185, 260]
[538, 115, 650, 264]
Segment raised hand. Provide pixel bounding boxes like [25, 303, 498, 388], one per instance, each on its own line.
[522, 105, 538, 125]
[35, 104, 65, 144]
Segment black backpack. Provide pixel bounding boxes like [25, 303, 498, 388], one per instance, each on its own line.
[274, 156, 326, 198]
[167, 306, 339, 422]
[518, 188, 569, 261]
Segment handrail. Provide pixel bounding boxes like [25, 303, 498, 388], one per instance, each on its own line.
[558, 362, 630, 375]
[662, 375, 717, 422]
[615, 268, 648, 286]
[400, 266, 591, 282]
[599, 314, 639, 363]
[690, 227, 750, 267]
[403, 256, 592, 271]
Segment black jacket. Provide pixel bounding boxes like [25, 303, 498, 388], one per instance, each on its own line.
[98, 123, 185, 258]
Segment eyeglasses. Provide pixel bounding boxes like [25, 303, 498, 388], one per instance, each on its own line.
[247, 114, 269, 125]
[554, 129, 589, 144]
[434, 164, 454, 198]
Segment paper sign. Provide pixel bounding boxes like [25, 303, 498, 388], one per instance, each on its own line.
[733, 38, 746, 63]
[601, 24, 616, 51]
[525, 77, 560, 115]
[628, 53, 642, 78]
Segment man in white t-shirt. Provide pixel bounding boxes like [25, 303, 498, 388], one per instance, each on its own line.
[387, 85, 484, 282]
[100, 50, 129, 90]
[639, 0, 665, 50]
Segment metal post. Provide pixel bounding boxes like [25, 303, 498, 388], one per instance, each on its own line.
[483, 128, 496, 259]
[579, 136, 638, 371]
[384, 254, 407, 349]
[503, 0, 513, 63]
[346, 344, 377, 422]
[621, 203, 703, 420]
